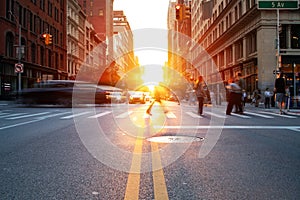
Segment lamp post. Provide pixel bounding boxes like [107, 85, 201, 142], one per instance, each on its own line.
[9, 11, 23, 93]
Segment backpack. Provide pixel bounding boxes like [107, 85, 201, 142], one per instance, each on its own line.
[195, 83, 206, 98]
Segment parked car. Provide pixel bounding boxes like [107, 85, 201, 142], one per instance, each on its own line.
[17, 80, 109, 106]
[128, 91, 146, 104]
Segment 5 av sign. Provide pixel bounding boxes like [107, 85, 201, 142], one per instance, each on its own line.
[258, 0, 299, 9]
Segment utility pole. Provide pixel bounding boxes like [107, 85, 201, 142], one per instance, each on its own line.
[293, 63, 297, 108]
[9, 11, 23, 93]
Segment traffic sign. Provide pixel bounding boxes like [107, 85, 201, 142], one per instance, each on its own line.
[258, 0, 299, 9]
[15, 63, 24, 73]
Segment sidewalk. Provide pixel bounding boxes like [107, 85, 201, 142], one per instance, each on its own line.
[243, 102, 300, 115]
[0, 100, 14, 106]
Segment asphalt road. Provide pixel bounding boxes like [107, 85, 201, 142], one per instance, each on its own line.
[0, 101, 299, 199]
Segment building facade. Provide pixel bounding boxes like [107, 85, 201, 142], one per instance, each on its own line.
[0, 0, 68, 99]
[113, 10, 140, 88]
[191, 0, 300, 97]
[67, 0, 105, 81]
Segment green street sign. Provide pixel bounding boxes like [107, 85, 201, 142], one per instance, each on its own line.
[258, 1, 299, 9]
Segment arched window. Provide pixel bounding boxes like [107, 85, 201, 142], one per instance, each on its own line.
[5, 32, 14, 57]
[21, 37, 26, 60]
[40, 46, 44, 65]
[31, 43, 36, 63]
[48, 50, 52, 67]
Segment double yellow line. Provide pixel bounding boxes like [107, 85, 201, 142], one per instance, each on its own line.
[124, 138, 169, 200]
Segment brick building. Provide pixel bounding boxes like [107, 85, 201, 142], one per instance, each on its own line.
[0, 0, 67, 99]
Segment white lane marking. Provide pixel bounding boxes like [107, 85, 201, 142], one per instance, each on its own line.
[243, 111, 274, 119]
[186, 112, 203, 118]
[0, 119, 41, 130]
[60, 111, 91, 119]
[259, 111, 297, 119]
[204, 111, 227, 118]
[166, 112, 176, 119]
[88, 111, 112, 118]
[116, 111, 133, 119]
[0, 113, 28, 118]
[153, 125, 300, 132]
[6, 112, 50, 119]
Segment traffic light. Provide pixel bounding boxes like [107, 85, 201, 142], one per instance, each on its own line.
[175, 4, 184, 21]
[42, 33, 47, 44]
[44, 33, 50, 45]
[48, 34, 52, 44]
[42, 33, 52, 45]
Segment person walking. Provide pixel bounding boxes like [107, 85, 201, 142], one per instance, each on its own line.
[226, 78, 242, 115]
[274, 72, 286, 114]
[236, 73, 245, 111]
[195, 76, 207, 115]
[264, 87, 271, 109]
[146, 85, 168, 115]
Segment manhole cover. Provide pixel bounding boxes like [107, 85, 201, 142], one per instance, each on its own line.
[147, 135, 203, 143]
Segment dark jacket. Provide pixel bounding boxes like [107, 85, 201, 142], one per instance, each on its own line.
[275, 77, 285, 94]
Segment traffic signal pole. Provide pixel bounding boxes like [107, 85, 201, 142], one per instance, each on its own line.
[276, 9, 280, 70]
[9, 11, 23, 93]
[18, 23, 22, 93]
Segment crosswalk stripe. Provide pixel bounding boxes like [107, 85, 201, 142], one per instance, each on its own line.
[243, 111, 274, 118]
[88, 111, 112, 118]
[116, 111, 133, 119]
[259, 111, 297, 119]
[166, 112, 176, 119]
[0, 113, 28, 118]
[186, 111, 203, 118]
[230, 112, 251, 118]
[143, 113, 150, 118]
[6, 112, 50, 119]
[38, 112, 72, 119]
[60, 111, 91, 119]
[204, 111, 227, 118]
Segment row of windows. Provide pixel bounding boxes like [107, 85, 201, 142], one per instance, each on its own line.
[192, 0, 256, 46]
[280, 24, 300, 49]
[31, 0, 64, 10]
[6, 0, 64, 46]
[5, 32, 64, 69]
[195, 31, 257, 72]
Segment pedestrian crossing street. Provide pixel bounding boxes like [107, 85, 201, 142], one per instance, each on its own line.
[0, 109, 298, 121]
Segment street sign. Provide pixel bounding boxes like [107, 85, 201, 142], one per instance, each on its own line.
[15, 63, 24, 73]
[258, 0, 299, 9]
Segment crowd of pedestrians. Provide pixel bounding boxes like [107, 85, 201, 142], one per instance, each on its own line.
[181, 71, 294, 116]
[223, 71, 291, 115]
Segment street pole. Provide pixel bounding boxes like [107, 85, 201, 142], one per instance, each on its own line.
[9, 11, 23, 93]
[18, 24, 22, 93]
[276, 9, 280, 70]
[293, 63, 297, 108]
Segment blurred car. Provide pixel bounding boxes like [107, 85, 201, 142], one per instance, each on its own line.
[106, 91, 126, 103]
[17, 80, 109, 106]
[97, 85, 126, 103]
[128, 91, 146, 104]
